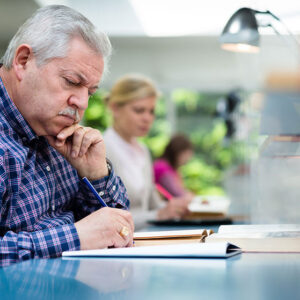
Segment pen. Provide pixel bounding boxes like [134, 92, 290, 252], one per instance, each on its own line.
[82, 177, 108, 207]
[155, 183, 173, 201]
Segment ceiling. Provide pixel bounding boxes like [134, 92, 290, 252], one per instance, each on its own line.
[35, 0, 300, 37]
[1, 0, 300, 40]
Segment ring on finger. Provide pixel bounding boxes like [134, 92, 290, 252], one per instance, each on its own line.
[120, 226, 130, 238]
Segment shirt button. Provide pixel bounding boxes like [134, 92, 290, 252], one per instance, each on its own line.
[112, 185, 116, 191]
[99, 191, 104, 196]
[46, 166, 51, 172]
[22, 137, 27, 142]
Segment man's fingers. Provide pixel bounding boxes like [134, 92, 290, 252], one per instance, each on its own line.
[71, 126, 86, 158]
[101, 207, 134, 237]
[118, 223, 133, 246]
[56, 125, 102, 158]
[78, 129, 103, 157]
[115, 209, 135, 233]
[108, 222, 133, 248]
[56, 124, 78, 141]
[111, 232, 131, 248]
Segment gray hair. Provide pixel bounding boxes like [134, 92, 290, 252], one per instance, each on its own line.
[1, 5, 112, 74]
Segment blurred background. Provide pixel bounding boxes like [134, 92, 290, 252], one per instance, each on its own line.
[2, 0, 300, 223]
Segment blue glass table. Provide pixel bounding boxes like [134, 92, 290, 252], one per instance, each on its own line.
[1, 252, 299, 300]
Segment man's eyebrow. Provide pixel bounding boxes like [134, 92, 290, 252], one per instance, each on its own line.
[75, 73, 88, 84]
[73, 73, 99, 90]
[90, 83, 99, 90]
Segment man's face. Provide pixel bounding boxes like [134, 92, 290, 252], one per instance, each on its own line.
[16, 37, 104, 137]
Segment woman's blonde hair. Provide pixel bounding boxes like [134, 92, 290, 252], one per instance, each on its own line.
[105, 74, 159, 105]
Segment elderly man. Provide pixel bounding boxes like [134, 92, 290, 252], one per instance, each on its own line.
[0, 5, 134, 267]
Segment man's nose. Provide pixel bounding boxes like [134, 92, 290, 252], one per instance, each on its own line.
[68, 88, 89, 110]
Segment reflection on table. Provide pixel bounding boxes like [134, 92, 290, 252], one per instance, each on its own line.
[1, 252, 300, 300]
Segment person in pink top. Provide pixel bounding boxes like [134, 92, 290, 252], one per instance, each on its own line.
[154, 134, 194, 197]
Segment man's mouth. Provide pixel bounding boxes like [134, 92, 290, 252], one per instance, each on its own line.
[58, 108, 80, 123]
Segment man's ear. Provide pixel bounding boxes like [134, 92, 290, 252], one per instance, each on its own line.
[13, 44, 33, 81]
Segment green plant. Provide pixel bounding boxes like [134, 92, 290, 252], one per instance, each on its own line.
[82, 90, 112, 131]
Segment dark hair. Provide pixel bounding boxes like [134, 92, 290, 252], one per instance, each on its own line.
[161, 134, 193, 169]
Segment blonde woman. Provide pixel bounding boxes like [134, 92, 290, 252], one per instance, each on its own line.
[104, 74, 191, 229]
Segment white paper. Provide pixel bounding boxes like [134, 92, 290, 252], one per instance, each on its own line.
[188, 195, 230, 213]
[218, 224, 300, 234]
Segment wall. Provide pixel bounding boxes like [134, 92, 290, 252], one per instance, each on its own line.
[103, 35, 300, 93]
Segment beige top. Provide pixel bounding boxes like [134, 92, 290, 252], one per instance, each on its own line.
[103, 127, 163, 229]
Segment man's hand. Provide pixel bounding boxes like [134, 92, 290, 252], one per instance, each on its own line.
[75, 207, 134, 250]
[46, 124, 108, 180]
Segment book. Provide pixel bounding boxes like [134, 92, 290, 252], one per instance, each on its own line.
[62, 242, 241, 259]
[205, 224, 300, 252]
[133, 229, 213, 247]
[185, 195, 231, 220]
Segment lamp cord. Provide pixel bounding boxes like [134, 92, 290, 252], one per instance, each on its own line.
[254, 9, 300, 47]
[253, 9, 300, 61]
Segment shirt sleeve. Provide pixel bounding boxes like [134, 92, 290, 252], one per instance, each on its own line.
[0, 224, 80, 267]
[73, 167, 130, 220]
[157, 173, 186, 197]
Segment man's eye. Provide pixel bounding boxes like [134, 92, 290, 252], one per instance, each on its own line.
[65, 78, 80, 86]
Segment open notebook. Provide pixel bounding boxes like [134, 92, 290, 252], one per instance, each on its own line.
[63, 229, 241, 259]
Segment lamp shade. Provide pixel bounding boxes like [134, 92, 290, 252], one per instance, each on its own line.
[220, 7, 260, 53]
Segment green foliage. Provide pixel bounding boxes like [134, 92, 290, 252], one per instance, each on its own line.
[141, 134, 169, 158]
[172, 89, 219, 115]
[179, 158, 223, 194]
[189, 122, 239, 170]
[82, 90, 112, 131]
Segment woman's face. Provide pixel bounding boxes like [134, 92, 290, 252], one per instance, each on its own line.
[177, 149, 194, 167]
[112, 96, 156, 139]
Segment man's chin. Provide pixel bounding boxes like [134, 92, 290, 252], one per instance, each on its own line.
[42, 127, 65, 138]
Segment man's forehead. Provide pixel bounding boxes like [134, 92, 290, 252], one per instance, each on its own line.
[60, 38, 104, 81]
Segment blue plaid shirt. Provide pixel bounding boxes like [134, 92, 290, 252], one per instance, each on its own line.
[0, 77, 130, 267]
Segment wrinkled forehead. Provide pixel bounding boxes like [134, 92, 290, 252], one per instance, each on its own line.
[58, 38, 104, 83]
